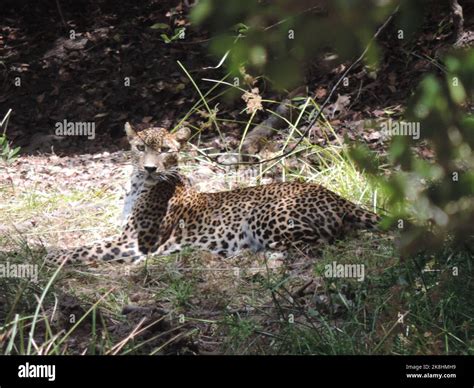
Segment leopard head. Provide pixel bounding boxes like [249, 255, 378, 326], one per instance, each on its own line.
[124, 122, 191, 175]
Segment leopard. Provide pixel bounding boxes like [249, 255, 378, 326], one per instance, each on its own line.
[45, 122, 380, 265]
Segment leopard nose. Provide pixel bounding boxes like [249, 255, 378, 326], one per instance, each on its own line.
[144, 166, 157, 173]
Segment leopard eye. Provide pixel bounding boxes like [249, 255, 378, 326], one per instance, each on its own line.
[161, 146, 171, 153]
[136, 144, 145, 152]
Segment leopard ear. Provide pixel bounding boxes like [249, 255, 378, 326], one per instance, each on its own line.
[174, 127, 191, 144]
[124, 122, 137, 140]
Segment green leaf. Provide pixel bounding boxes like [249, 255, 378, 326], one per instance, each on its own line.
[447, 74, 466, 104]
[161, 34, 172, 43]
[249, 46, 267, 66]
[150, 23, 169, 30]
[233, 22, 249, 34]
[190, 0, 212, 24]
[347, 142, 380, 175]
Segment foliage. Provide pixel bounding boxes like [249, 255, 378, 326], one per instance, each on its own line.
[351, 50, 474, 255]
[191, 0, 441, 89]
[1, 109, 20, 164]
[191, 0, 473, 255]
[0, 134, 20, 165]
[151, 22, 186, 44]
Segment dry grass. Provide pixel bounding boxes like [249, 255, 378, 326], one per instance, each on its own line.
[1, 92, 471, 355]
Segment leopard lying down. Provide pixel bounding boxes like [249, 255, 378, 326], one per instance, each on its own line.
[45, 123, 380, 265]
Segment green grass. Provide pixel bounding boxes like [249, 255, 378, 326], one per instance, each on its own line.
[219, 239, 473, 355]
[1, 69, 472, 355]
[1, 162, 471, 354]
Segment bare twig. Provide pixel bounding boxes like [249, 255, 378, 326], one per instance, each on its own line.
[291, 279, 314, 299]
[55, 0, 68, 30]
[264, 5, 326, 31]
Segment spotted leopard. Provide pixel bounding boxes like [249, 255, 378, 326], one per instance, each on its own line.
[45, 123, 380, 265]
